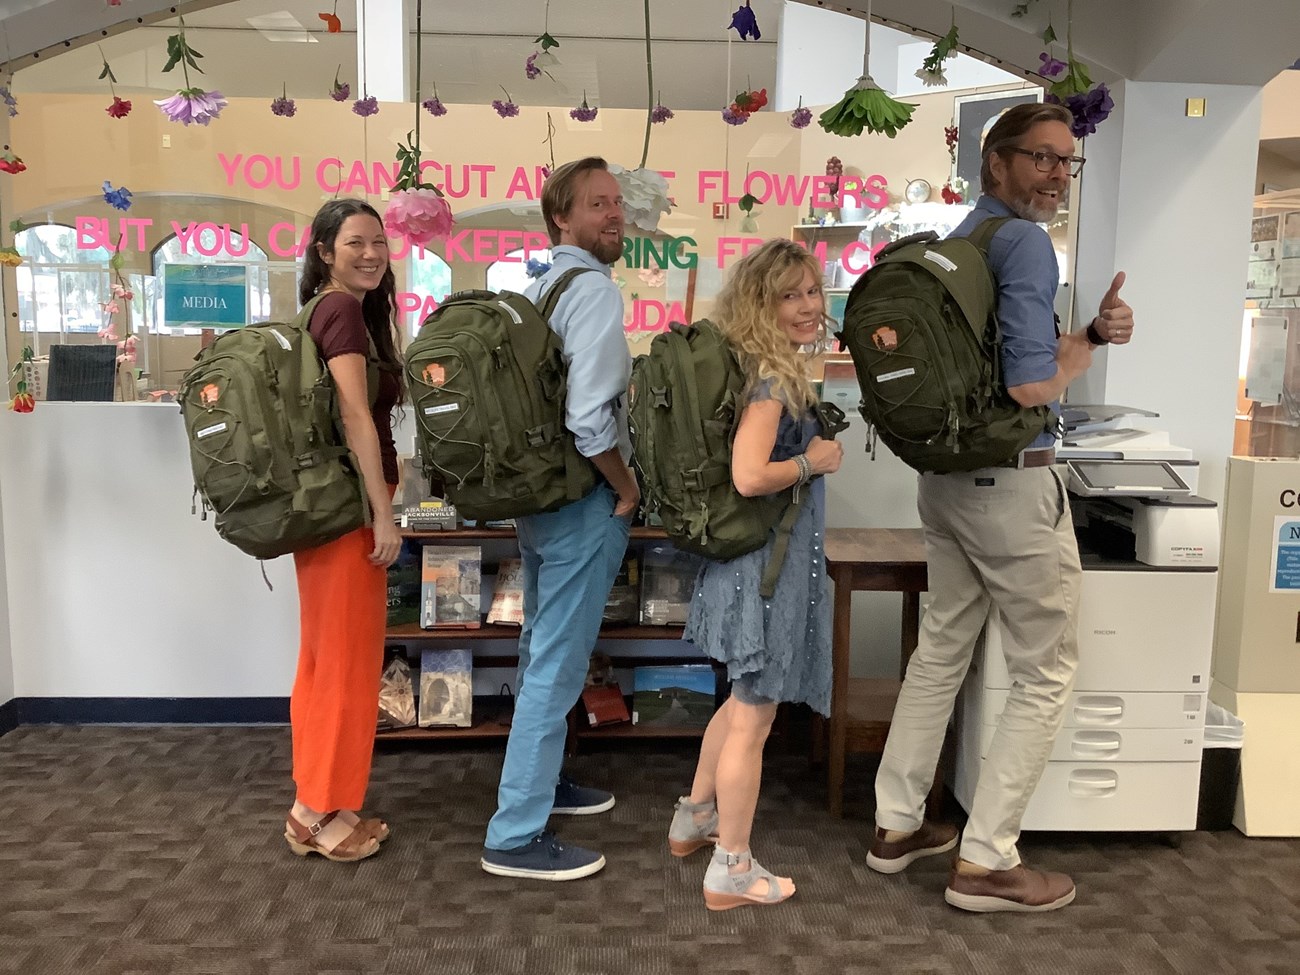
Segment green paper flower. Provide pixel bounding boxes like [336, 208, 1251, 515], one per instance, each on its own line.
[818, 77, 917, 139]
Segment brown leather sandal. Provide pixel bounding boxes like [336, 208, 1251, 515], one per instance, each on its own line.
[284, 811, 380, 863]
[359, 816, 390, 843]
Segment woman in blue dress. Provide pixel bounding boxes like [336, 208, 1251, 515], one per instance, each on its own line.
[668, 238, 844, 910]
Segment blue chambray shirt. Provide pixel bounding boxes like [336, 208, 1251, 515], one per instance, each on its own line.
[949, 195, 1061, 450]
[525, 245, 632, 463]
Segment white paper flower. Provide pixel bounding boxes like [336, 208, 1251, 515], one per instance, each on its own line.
[608, 163, 672, 233]
[915, 66, 948, 88]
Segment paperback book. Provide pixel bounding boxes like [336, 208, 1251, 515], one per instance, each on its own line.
[420, 545, 482, 629]
[631, 664, 716, 728]
[418, 648, 473, 728]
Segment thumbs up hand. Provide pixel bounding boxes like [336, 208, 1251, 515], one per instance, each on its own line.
[1092, 271, 1134, 345]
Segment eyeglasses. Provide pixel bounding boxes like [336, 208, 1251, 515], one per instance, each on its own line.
[1004, 147, 1086, 178]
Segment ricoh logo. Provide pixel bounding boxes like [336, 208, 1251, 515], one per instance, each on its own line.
[1092, 628, 1117, 636]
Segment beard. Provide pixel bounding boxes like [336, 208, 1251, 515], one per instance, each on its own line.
[1007, 187, 1061, 224]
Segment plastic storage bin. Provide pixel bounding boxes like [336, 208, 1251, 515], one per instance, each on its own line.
[1197, 701, 1245, 830]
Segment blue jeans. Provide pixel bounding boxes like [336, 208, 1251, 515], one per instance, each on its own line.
[485, 484, 630, 850]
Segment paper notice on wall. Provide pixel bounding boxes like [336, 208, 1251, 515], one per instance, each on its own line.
[1269, 516, 1300, 592]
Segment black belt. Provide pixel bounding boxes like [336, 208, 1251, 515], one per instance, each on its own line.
[997, 448, 1056, 469]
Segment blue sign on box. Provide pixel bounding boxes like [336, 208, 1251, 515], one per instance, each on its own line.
[163, 263, 247, 328]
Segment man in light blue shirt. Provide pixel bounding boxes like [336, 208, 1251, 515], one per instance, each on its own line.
[869, 103, 1134, 912]
[482, 157, 639, 882]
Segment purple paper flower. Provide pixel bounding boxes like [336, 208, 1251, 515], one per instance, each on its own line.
[0, 86, 17, 118]
[525, 52, 541, 80]
[423, 95, 447, 117]
[330, 80, 350, 101]
[102, 180, 133, 211]
[728, 2, 761, 41]
[492, 98, 519, 118]
[570, 97, 597, 122]
[154, 88, 227, 126]
[270, 86, 296, 118]
[721, 107, 749, 126]
[352, 95, 379, 117]
[540, 164, 552, 180]
[651, 103, 674, 124]
[1048, 83, 1113, 138]
[790, 106, 812, 129]
[1039, 51, 1068, 78]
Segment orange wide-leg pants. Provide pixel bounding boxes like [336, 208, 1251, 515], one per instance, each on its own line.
[290, 514, 388, 812]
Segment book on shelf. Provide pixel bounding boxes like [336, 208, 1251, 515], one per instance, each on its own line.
[639, 546, 701, 626]
[420, 545, 482, 628]
[398, 456, 459, 530]
[385, 540, 422, 627]
[631, 664, 717, 728]
[377, 652, 417, 730]
[486, 558, 525, 626]
[582, 684, 630, 727]
[418, 648, 473, 728]
[602, 555, 640, 624]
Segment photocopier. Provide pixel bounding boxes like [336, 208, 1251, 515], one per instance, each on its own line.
[954, 406, 1221, 832]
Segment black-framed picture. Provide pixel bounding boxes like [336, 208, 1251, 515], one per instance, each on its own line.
[953, 89, 1044, 193]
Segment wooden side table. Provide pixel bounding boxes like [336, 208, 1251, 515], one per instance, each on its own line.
[820, 527, 930, 818]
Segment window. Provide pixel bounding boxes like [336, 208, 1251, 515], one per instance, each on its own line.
[14, 225, 112, 350]
[151, 227, 282, 333]
[407, 247, 453, 336]
[486, 247, 552, 296]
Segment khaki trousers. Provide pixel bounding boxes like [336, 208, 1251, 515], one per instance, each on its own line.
[874, 466, 1081, 870]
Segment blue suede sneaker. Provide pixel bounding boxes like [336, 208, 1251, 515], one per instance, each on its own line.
[552, 774, 615, 815]
[480, 831, 606, 881]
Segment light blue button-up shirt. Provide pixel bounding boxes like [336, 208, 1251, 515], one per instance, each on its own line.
[526, 244, 632, 463]
[949, 195, 1061, 450]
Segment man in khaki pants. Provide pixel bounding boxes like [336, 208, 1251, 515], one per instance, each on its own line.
[866, 102, 1134, 912]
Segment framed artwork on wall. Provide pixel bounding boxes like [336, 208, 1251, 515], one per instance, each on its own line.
[952, 89, 1044, 193]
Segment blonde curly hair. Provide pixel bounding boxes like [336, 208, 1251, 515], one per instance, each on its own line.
[712, 237, 828, 413]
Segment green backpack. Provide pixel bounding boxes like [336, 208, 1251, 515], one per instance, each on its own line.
[628, 319, 846, 598]
[405, 268, 597, 520]
[178, 293, 371, 560]
[839, 217, 1054, 473]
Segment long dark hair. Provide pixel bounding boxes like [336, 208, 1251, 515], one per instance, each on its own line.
[299, 198, 405, 404]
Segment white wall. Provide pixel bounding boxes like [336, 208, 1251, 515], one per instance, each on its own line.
[1, 403, 301, 697]
[1072, 81, 1262, 503]
[0, 471, 12, 708]
[774, 2, 867, 111]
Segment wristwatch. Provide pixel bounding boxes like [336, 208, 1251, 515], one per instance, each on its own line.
[1085, 320, 1109, 346]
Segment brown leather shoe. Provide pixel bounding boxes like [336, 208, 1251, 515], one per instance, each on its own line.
[865, 821, 959, 874]
[944, 863, 1075, 913]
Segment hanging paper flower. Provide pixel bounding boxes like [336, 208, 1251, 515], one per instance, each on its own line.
[650, 93, 673, 124]
[330, 66, 351, 101]
[790, 97, 812, 129]
[525, 258, 552, 279]
[941, 182, 963, 204]
[0, 149, 27, 174]
[271, 84, 296, 118]
[353, 95, 379, 117]
[0, 245, 22, 267]
[945, 124, 959, 161]
[916, 20, 958, 87]
[728, 2, 761, 41]
[570, 94, 598, 123]
[534, 31, 560, 54]
[7, 346, 35, 413]
[532, 49, 560, 69]
[819, 77, 916, 138]
[102, 181, 133, 211]
[1038, 51, 1067, 78]
[525, 52, 542, 80]
[0, 86, 18, 118]
[155, 88, 227, 125]
[106, 96, 132, 119]
[423, 95, 447, 117]
[608, 164, 672, 233]
[384, 187, 454, 248]
[493, 87, 520, 118]
[117, 334, 138, 366]
[318, 10, 342, 33]
[1048, 83, 1113, 138]
[111, 281, 134, 301]
[721, 107, 748, 126]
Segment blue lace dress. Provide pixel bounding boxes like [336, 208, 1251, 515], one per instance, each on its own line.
[683, 380, 833, 716]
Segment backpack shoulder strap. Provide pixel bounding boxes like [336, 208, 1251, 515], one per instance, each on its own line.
[965, 215, 1013, 256]
[537, 266, 598, 321]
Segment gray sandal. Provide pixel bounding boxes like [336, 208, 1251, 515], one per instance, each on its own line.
[668, 796, 720, 857]
[702, 846, 795, 911]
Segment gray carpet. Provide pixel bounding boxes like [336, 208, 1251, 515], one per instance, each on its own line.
[1, 725, 1298, 975]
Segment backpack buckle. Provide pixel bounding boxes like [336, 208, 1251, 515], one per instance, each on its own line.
[680, 470, 704, 490]
[524, 425, 549, 447]
[651, 386, 671, 408]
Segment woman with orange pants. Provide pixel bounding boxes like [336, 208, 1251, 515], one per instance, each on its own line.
[283, 198, 405, 862]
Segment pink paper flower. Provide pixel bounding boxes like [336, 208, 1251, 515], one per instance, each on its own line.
[384, 188, 454, 248]
[106, 96, 132, 119]
[154, 88, 227, 126]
